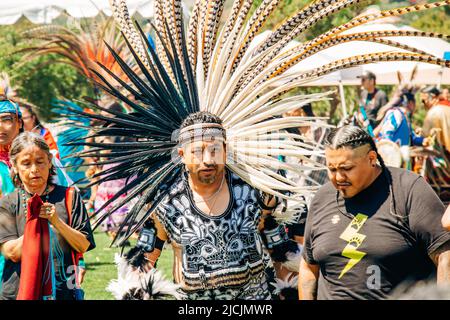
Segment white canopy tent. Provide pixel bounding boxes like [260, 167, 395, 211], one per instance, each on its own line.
[0, 0, 192, 24]
[251, 23, 450, 117]
[258, 23, 450, 86]
[3, 2, 449, 117]
[328, 23, 450, 86]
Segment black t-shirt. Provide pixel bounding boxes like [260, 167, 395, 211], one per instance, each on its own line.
[0, 185, 95, 300]
[361, 88, 388, 127]
[303, 167, 450, 300]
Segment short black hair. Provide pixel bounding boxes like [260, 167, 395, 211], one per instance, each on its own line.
[300, 103, 315, 117]
[324, 125, 378, 153]
[357, 70, 376, 81]
[422, 86, 441, 97]
[180, 111, 222, 130]
[107, 102, 126, 113]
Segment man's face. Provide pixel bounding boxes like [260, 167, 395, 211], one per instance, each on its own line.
[0, 113, 20, 146]
[442, 89, 449, 100]
[283, 108, 309, 134]
[179, 137, 226, 184]
[361, 78, 374, 91]
[325, 145, 378, 198]
[420, 93, 436, 109]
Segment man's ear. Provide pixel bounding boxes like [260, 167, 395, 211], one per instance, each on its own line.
[368, 150, 378, 165]
[178, 147, 185, 164]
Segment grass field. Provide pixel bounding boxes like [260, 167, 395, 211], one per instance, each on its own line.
[82, 231, 174, 300]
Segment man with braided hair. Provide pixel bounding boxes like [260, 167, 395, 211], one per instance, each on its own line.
[299, 125, 450, 300]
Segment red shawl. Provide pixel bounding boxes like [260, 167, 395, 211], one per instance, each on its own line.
[0, 144, 10, 167]
[17, 194, 53, 300]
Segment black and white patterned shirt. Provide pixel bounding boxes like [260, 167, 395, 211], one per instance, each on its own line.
[155, 168, 269, 295]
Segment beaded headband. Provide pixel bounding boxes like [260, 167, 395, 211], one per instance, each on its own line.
[0, 100, 22, 118]
[178, 123, 226, 145]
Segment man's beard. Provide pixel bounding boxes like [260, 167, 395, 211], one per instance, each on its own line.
[197, 166, 220, 184]
[199, 175, 216, 184]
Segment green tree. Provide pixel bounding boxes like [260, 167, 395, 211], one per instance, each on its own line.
[0, 18, 93, 122]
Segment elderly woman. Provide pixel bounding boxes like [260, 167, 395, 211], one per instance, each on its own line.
[299, 125, 450, 300]
[0, 132, 95, 300]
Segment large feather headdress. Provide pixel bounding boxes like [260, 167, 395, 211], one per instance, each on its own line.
[64, 0, 450, 245]
[16, 15, 135, 91]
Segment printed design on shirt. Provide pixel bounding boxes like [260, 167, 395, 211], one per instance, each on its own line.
[156, 173, 266, 290]
[338, 213, 368, 279]
[331, 214, 340, 224]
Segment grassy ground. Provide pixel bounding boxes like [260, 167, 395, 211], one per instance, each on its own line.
[82, 231, 173, 300]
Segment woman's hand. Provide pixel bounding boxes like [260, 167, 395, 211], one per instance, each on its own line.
[39, 202, 59, 225]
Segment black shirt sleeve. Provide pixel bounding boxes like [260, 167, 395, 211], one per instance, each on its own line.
[70, 188, 96, 252]
[407, 176, 450, 255]
[0, 193, 18, 244]
[302, 196, 318, 265]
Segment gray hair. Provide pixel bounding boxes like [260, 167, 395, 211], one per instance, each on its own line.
[9, 132, 56, 187]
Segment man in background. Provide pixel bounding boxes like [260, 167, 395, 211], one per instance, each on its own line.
[358, 70, 388, 129]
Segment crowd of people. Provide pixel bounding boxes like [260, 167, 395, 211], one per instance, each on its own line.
[1, 75, 449, 300]
[0, 0, 450, 302]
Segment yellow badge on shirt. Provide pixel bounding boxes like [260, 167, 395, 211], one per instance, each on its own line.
[339, 213, 368, 279]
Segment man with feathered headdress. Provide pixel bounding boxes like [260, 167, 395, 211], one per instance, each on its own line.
[126, 111, 288, 299]
[62, 0, 450, 300]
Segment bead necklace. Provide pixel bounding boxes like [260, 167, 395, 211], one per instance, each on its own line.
[20, 184, 51, 211]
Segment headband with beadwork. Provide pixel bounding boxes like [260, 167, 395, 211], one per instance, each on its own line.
[178, 123, 226, 145]
[0, 100, 22, 118]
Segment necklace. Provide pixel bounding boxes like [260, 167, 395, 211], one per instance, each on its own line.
[20, 184, 51, 211]
[205, 191, 221, 215]
[192, 174, 226, 216]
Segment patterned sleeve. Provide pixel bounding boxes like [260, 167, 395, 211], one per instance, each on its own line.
[411, 130, 424, 146]
[0, 162, 14, 196]
[379, 109, 403, 141]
